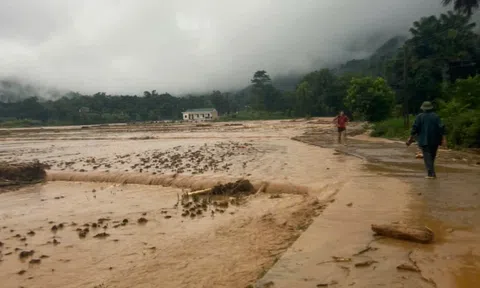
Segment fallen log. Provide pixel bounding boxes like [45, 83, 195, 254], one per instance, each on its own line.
[371, 224, 434, 244]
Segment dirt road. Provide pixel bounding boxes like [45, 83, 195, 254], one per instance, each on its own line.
[1, 119, 479, 288]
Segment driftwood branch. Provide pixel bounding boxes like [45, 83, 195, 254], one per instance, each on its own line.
[187, 188, 212, 196]
[371, 224, 434, 244]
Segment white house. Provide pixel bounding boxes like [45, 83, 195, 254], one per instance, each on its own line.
[182, 108, 218, 121]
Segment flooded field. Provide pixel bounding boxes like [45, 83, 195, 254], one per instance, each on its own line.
[1, 119, 479, 288]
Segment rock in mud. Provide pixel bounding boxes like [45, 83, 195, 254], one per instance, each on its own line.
[17, 270, 27, 275]
[19, 250, 35, 259]
[93, 232, 110, 239]
[78, 231, 88, 238]
[97, 218, 110, 224]
[51, 225, 58, 232]
[29, 259, 41, 264]
[137, 217, 148, 224]
[27, 231, 35, 236]
[216, 200, 229, 208]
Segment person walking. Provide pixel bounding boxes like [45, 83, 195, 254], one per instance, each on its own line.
[406, 101, 446, 179]
[333, 111, 349, 145]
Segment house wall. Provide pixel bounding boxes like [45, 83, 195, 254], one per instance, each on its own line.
[211, 110, 219, 120]
[182, 111, 217, 121]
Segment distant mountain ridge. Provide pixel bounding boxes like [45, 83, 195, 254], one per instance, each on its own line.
[271, 35, 407, 91]
[1, 35, 407, 102]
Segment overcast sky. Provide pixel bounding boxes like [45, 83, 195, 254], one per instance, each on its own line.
[0, 0, 448, 95]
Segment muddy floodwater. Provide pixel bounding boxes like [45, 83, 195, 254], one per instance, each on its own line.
[1, 119, 480, 288]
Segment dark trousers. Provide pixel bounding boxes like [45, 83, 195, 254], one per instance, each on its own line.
[420, 145, 439, 177]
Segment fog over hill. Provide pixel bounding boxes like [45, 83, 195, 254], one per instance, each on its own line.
[0, 0, 451, 97]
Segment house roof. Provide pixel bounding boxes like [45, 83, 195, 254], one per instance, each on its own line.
[183, 108, 216, 113]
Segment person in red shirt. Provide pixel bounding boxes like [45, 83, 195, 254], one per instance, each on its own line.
[333, 111, 349, 145]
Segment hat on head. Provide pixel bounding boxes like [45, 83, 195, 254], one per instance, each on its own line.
[420, 101, 434, 111]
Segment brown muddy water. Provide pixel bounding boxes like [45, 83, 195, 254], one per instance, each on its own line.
[1, 119, 479, 288]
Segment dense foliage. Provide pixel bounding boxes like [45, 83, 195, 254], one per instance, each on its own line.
[345, 77, 395, 122]
[1, 9, 480, 148]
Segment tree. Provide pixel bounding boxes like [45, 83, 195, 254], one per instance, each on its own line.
[249, 70, 280, 111]
[442, 0, 479, 15]
[251, 70, 271, 87]
[345, 77, 395, 122]
[388, 12, 479, 114]
[298, 69, 349, 116]
[209, 90, 230, 115]
[295, 81, 313, 117]
[439, 75, 480, 147]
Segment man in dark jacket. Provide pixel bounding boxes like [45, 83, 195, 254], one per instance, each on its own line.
[406, 101, 446, 179]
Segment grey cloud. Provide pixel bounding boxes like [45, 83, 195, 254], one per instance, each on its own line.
[0, 0, 448, 95]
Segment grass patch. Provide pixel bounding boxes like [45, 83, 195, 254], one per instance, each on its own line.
[218, 110, 292, 122]
[370, 116, 414, 140]
[0, 119, 43, 128]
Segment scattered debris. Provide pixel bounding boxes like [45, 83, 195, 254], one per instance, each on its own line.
[397, 263, 421, 272]
[346, 202, 353, 207]
[353, 246, 378, 256]
[332, 256, 352, 263]
[17, 270, 27, 275]
[0, 160, 46, 187]
[355, 260, 377, 267]
[27, 231, 35, 236]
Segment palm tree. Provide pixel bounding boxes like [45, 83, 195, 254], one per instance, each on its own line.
[442, 0, 479, 15]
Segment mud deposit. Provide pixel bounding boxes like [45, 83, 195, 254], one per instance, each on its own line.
[0, 120, 338, 288]
[0, 181, 324, 288]
[1, 119, 478, 288]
